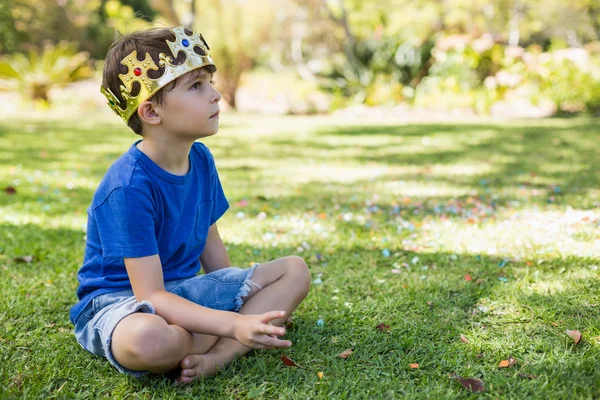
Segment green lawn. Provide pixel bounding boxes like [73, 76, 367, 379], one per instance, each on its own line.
[0, 112, 599, 399]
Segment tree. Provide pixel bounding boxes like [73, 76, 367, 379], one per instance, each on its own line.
[192, 0, 277, 108]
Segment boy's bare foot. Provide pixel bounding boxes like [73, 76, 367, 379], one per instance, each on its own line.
[177, 353, 220, 384]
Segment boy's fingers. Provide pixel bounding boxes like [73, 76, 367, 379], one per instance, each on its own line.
[261, 310, 286, 323]
[256, 336, 292, 349]
[265, 325, 286, 337]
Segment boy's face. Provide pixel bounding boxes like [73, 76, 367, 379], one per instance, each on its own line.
[155, 69, 221, 139]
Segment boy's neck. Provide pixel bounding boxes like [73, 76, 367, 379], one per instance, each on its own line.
[136, 136, 193, 176]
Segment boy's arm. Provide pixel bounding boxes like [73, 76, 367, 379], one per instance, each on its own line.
[199, 223, 231, 273]
[124, 254, 291, 349]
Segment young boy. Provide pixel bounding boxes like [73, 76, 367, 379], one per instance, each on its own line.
[70, 26, 311, 384]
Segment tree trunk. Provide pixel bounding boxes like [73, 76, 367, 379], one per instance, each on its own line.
[181, 0, 195, 29]
[508, 1, 522, 46]
[149, 0, 180, 25]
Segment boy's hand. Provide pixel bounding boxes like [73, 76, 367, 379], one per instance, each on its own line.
[233, 311, 292, 349]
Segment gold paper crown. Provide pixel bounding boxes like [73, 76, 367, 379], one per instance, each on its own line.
[101, 26, 216, 123]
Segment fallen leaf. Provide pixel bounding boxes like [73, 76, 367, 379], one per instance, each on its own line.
[11, 373, 22, 389]
[14, 256, 33, 263]
[3, 186, 16, 195]
[410, 363, 419, 369]
[281, 354, 303, 368]
[339, 348, 354, 359]
[317, 371, 324, 379]
[498, 356, 517, 368]
[426, 301, 434, 310]
[464, 274, 472, 281]
[376, 323, 390, 332]
[460, 334, 469, 343]
[451, 374, 485, 393]
[284, 317, 295, 329]
[551, 322, 558, 327]
[566, 330, 582, 344]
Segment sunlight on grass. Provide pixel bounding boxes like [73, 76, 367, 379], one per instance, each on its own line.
[0, 112, 599, 398]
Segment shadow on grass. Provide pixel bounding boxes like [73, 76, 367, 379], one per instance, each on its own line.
[1, 116, 599, 396]
[2, 117, 599, 218]
[1, 221, 599, 397]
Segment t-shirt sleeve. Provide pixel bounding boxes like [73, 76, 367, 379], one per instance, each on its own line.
[93, 186, 159, 258]
[210, 169, 229, 225]
[203, 146, 229, 225]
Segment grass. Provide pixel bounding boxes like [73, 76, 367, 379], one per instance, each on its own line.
[0, 110, 599, 399]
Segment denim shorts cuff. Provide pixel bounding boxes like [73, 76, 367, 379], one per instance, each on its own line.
[103, 300, 156, 377]
[234, 263, 260, 312]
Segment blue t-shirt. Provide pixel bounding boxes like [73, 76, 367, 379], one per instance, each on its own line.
[69, 141, 229, 324]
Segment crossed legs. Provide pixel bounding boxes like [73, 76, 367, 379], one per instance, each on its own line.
[110, 256, 311, 382]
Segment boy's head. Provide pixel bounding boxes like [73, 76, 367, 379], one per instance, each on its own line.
[101, 26, 218, 135]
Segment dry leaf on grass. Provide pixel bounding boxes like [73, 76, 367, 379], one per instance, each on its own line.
[339, 348, 354, 359]
[566, 330, 582, 344]
[451, 374, 485, 393]
[3, 186, 16, 195]
[409, 363, 419, 369]
[498, 356, 517, 368]
[14, 256, 33, 263]
[284, 317, 295, 330]
[317, 371, 324, 379]
[281, 354, 303, 368]
[376, 323, 390, 332]
[460, 334, 469, 343]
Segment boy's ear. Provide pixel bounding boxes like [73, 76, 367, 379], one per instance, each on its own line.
[137, 101, 161, 125]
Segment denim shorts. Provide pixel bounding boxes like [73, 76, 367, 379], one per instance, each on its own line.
[73, 264, 261, 377]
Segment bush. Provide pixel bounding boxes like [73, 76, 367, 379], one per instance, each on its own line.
[0, 41, 92, 107]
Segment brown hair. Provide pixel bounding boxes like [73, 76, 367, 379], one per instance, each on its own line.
[102, 27, 217, 135]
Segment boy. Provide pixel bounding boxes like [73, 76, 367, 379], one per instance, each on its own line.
[70, 26, 311, 384]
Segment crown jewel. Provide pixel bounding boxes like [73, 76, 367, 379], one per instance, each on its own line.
[101, 26, 215, 123]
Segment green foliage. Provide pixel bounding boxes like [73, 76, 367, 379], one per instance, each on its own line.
[288, 0, 599, 113]
[0, 42, 93, 107]
[102, 0, 152, 35]
[0, 0, 154, 59]
[318, 35, 436, 107]
[409, 34, 600, 114]
[533, 53, 600, 114]
[0, 0, 19, 54]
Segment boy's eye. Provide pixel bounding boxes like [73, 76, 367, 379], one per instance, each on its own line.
[191, 80, 215, 89]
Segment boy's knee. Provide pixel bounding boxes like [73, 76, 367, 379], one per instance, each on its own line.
[285, 256, 311, 296]
[122, 320, 178, 365]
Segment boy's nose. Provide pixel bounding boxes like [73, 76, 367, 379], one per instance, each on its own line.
[212, 88, 222, 103]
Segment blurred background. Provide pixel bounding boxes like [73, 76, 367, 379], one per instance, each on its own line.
[0, 0, 599, 119]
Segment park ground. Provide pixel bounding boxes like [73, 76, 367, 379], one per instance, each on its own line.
[0, 112, 599, 398]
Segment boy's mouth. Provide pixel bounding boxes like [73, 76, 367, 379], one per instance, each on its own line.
[210, 111, 220, 118]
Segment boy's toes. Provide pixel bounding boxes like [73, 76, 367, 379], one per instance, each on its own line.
[177, 375, 195, 385]
[181, 368, 197, 377]
[180, 355, 197, 369]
